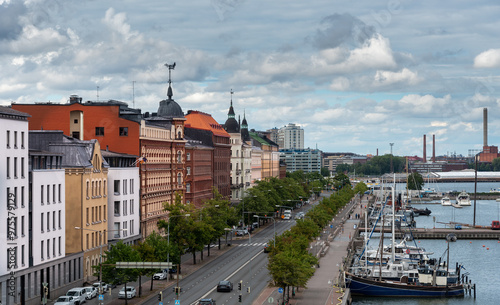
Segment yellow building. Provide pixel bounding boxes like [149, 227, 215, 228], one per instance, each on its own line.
[51, 137, 109, 282]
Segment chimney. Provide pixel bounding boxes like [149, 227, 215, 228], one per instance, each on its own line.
[423, 135, 426, 163]
[484, 108, 488, 147]
[377, 148, 379, 156]
[432, 134, 435, 162]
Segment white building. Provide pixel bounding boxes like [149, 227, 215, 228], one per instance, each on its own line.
[277, 123, 304, 150]
[280, 148, 322, 173]
[106, 167, 141, 245]
[0, 107, 30, 278]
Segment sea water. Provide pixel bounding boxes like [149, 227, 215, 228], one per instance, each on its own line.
[353, 184, 499, 304]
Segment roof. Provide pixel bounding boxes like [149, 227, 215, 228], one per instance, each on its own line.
[0, 105, 30, 120]
[185, 110, 230, 138]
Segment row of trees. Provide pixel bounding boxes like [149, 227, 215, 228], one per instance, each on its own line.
[336, 155, 406, 176]
[267, 179, 362, 302]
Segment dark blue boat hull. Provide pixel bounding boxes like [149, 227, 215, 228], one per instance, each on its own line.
[346, 273, 464, 297]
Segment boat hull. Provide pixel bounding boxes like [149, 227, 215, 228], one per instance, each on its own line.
[346, 273, 464, 298]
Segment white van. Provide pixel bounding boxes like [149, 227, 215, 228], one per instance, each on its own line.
[66, 288, 87, 305]
[283, 211, 292, 220]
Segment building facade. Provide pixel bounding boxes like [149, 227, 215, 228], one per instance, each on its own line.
[280, 148, 322, 173]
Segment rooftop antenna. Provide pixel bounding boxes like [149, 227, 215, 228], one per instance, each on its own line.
[132, 81, 136, 108]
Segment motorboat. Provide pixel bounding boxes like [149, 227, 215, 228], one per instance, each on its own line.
[441, 196, 452, 206]
[456, 191, 471, 206]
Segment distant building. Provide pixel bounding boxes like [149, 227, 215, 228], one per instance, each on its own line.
[322, 153, 367, 175]
[272, 123, 304, 149]
[280, 148, 321, 173]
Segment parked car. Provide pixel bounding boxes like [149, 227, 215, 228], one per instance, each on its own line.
[294, 212, 305, 220]
[83, 287, 97, 299]
[153, 270, 168, 280]
[55, 296, 77, 305]
[118, 287, 136, 299]
[216, 280, 233, 292]
[66, 288, 87, 305]
[198, 298, 216, 305]
[252, 222, 259, 229]
[92, 282, 110, 293]
[235, 228, 248, 236]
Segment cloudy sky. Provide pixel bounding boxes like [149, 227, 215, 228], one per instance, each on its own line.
[2, 0, 500, 157]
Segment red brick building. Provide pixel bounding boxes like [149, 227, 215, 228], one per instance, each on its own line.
[185, 110, 231, 200]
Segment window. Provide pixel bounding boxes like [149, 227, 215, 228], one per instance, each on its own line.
[177, 173, 182, 188]
[114, 180, 120, 194]
[21, 216, 25, 236]
[58, 184, 61, 202]
[177, 151, 182, 163]
[6, 157, 10, 178]
[114, 201, 120, 216]
[113, 222, 121, 238]
[99, 206, 102, 221]
[186, 152, 191, 161]
[86, 181, 89, 198]
[22, 245, 25, 265]
[14, 131, 17, 148]
[21, 186, 25, 207]
[58, 237, 61, 255]
[95, 127, 104, 136]
[53, 211, 56, 230]
[103, 180, 107, 196]
[53, 237, 56, 257]
[130, 199, 134, 215]
[47, 213, 50, 231]
[123, 179, 127, 195]
[86, 208, 89, 224]
[123, 221, 127, 237]
[47, 239, 50, 258]
[46, 184, 50, 204]
[119, 127, 128, 136]
[58, 211, 61, 229]
[123, 200, 127, 216]
[186, 183, 191, 193]
[20, 158, 24, 178]
[86, 234, 89, 249]
[130, 220, 134, 235]
[41, 241, 44, 260]
[130, 179, 134, 194]
[187, 167, 191, 175]
[92, 207, 95, 223]
[41, 213, 44, 232]
[21, 131, 25, 149]
[104, 206, 107, 221]
[52, 185, 56, 203]
[6, 130, 10, 148]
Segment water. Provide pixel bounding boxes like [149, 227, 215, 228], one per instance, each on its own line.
[353, 185, 500, 304]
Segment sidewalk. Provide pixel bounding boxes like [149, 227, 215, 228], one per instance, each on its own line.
[253, 194, 366, 305]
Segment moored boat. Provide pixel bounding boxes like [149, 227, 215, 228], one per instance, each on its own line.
[456, 191, 471, 206]
[441, 196, 451, 206]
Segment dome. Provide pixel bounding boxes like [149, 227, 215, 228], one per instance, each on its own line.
[157, 98, 184, 118]
[224, 117, 239, 133]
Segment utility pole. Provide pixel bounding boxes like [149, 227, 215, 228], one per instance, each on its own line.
[389, 143, 394, 173]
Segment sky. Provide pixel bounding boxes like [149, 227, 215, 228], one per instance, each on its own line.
[2, 0, 500, 158]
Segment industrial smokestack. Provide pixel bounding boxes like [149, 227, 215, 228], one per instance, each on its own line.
[423, 135, 426, 163]
[484, 108, 488, 147]
[432, 135, 436, 162]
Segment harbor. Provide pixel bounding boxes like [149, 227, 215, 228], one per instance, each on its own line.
[341, 184, 500, 304]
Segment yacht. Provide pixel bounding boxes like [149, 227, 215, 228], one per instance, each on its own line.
[456, 191, 471, 206]
[441, 196, 452, 206]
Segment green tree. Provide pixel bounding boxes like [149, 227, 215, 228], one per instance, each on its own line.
[407, 172, 424, 190]
[101, 241, 141, 287]
[353, 181, 368, 194]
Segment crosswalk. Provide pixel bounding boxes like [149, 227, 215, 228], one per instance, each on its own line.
[238, 242, 268, 247]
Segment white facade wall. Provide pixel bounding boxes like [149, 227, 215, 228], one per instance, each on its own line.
[107, 168, 140, 242]
[242, 144, 252, 189]
[279, 123, 304, 150]
[31, 170, 66, 266]
[0, 115, 29, 276]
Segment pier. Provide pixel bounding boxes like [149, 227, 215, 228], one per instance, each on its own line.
[360, 227, 500, 239]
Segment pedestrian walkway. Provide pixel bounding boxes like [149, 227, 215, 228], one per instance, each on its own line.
[253, 194, 367, 305]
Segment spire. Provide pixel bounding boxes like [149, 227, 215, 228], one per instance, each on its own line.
[224, 89, 239, 133]
[165, 62, 176, 100]
[228, 89, 235, 118]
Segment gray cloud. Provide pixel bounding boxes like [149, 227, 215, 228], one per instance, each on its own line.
[0, 1, 26, 40]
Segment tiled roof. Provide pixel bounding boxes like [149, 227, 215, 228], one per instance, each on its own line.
[185, 110, 230, 138]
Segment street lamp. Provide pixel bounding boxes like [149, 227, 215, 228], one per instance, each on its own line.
[74, 227, 127, 302]
[253, 215, 275, 247]
[167, 214, 190, 283]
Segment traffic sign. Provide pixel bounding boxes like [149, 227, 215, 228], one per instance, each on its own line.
[278, 288, 283, 294]
[174, 300, 180, 305]
[159, 302, 163, 305]
[98, 295, 104, 301]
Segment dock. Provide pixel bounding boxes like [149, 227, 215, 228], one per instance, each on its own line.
[360, 227, 500, 239]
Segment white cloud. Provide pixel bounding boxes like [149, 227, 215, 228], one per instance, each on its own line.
[373, 68, 422, 87]
[329, 77, 350, 91]
[474, 49, 500, 68]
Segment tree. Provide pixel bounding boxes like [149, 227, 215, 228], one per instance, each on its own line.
[320, 167, 330, 177]
[407, 172, 424, 190]
[353, 181, 368, 195]
[101, 241, 141, 287]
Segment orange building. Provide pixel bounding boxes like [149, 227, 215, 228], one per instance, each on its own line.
[11, 96, 142, 156]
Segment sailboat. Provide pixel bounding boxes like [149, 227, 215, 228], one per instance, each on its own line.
[346, 187, 467, 298]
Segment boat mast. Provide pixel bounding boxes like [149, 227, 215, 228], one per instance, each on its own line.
[391, 183, 395, 262]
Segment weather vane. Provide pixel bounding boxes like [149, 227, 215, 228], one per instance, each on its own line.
[164, 62, 176, 84]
